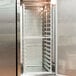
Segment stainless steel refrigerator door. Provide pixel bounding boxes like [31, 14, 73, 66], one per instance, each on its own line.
[58, 0, 76, 76]
[0, 0, 16, 76]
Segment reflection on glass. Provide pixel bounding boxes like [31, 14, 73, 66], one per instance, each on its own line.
[21, 0, 56, 75]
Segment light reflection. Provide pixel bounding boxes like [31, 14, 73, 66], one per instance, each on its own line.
[51, 0, 56, 5]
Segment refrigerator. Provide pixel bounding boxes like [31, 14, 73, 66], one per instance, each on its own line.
[20, 0, 57, 75]
[0, 0, 16, 76]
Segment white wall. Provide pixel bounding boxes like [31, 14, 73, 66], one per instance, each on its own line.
[58, 0, 76, 74]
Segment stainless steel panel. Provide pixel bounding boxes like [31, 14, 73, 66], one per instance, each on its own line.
[58, 0, 76, 75]
[0, 0, 16, 76]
